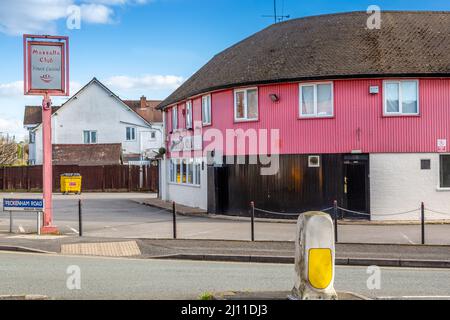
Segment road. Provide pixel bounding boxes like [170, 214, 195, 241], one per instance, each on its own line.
[0, 193, 450, 244]
[0, 251, 449, 300]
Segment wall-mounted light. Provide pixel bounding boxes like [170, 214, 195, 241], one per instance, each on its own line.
[269, 94, 279, 102]
[369, 86, 379, 95]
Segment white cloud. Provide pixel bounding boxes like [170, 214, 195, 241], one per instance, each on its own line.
[0, 80, 81, 98]
[0, 0, 149, 35]
[104, 74, 184, 91]
[0, 117, 24, 137]
[80, 4, 114, 24]
[0, 81, 23, 97]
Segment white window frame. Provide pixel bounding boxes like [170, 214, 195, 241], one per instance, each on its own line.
[299, 82, 334, 118]
[83, 130, 97, 144]
[172, 106, 178, 130]
[186, 100, 193, 129]
[125, 127, 136, 141]
[439, 154, 450, 190]
[234, 87, 259, 122]
[202, 95, 212, 125]
[169, 158, 201, 187]
[308, 155, 321, 168]
[383, 80, 419, 116]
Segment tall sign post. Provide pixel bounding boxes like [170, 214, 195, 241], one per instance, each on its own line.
[24, 35, 69, 234]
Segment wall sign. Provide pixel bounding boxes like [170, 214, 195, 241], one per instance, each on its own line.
[24, 35, 69, 96]
[437, 139, 447, 153]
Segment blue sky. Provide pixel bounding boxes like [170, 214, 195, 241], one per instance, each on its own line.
[1, 0, 450, 140]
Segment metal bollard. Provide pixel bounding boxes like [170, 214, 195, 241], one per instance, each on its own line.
[172, 201, 177, 239]
[250, 201, 255, 242]
[78, 199, 83, 237]
[9, 211, 13, 233]
[333, 200, 338, 243]
[37, 212, 41, 235]
[421, 202, 425, 245]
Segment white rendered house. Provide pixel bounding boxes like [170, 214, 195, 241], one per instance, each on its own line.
[24, 78, 164, 165]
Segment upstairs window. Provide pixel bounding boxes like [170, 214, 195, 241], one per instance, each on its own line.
[172, 106, 178, 130]
[186, 101, 193, 129]
[83, 130, 97, 144]
[234, 88, 258, 121]
[126, 127, 136, 141]
[384, 80, 419, 115]
[202, 95, 211, 125]
[29, 131, 35, 144]
[440, 155, 450, 188]
[299, 82, 333, 118]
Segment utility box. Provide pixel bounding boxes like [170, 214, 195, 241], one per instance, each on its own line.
[60, 173, 82, 194]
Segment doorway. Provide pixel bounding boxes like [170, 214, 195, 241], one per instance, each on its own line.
[343, 154, 370, 218]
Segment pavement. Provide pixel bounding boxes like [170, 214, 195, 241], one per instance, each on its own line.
[1, 192, 450, 244]
[1, 236, 450, 268]
[0, 192, 450, 268]
[0, 251, 449, 300]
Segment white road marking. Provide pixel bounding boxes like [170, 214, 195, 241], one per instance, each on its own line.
[401, 233, 415, 244]
[67, 226, 79, 234]
[378, 296, 450, 300]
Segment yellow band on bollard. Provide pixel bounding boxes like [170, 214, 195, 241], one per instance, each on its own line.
[308, 248, 333, 290]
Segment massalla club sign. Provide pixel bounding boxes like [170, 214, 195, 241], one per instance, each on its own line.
[24, 35, 69, 95]
[31, 45, 62, 90]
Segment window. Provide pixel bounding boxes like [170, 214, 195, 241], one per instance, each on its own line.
[299, 83, 333, 118]
[384, 80, 419, 115]
[169, 158, 201, 186]
[186, 101, 193, 129]
[29, 131, 35, 144]
[172, 106, 178, 130]
[126, 127, 136, 141]
[83, 130, 97, 144]
[440, 155, 450, 188]
[234, 88, 258, 121]
[202, 95, 211, 125]
[150, 131, 156, 139]
[421, 159, 431, 170]
[308, 155, 321, 168]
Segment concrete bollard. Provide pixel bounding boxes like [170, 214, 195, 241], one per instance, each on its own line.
[290, 211, 337, 300]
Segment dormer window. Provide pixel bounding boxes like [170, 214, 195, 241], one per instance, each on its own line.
[234, 88, 258, 121]
[299, 82, 333, 118]
[383, 80, 419, 115]
[172, 106, 178, 130]
[186, 101, 193, 129]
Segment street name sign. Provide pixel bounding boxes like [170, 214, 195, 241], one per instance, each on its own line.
[3, 198, 44, 212]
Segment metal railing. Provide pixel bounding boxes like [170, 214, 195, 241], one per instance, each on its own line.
[248, 200, 450, 244]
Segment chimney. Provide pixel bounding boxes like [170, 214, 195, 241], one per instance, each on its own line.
[140, 96, 147, 110]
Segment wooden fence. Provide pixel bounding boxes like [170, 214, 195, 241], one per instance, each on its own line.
[0, 164, 159, 192]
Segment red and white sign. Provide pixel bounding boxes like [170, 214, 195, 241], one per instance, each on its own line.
[437, 139, 447, 153]
[23, 35, 69, 96]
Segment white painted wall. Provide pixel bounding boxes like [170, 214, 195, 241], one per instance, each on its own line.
[370, 153, 450, 221]
[164, 157, 208, 210]
[30, 81, 163, 164]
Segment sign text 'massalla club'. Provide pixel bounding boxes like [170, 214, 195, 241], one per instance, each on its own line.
[30, 43, 63, 91]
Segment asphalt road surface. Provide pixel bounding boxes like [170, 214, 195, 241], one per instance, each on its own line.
[0, 193, 450, 244]
[0, 251, 449, 300]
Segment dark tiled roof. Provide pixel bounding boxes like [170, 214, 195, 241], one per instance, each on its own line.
[159, 11, 450, 109]
[123, 99, 163, 122]
[52, 143, 122, 166]
[23, 106, 60, 126]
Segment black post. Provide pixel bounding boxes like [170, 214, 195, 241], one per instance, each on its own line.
[78, 199, 82, 237]
[333, 200, 338, 243]
[250, 201, 255, 242]
[172, 201, 177, 239]
[421, 202, 425, 245]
